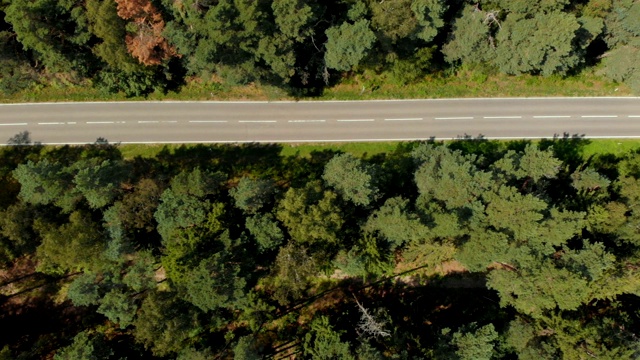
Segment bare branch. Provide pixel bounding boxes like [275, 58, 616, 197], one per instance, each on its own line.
[353, 295, 391, 339]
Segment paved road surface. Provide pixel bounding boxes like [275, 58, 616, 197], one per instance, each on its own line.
[1, 98, 640, 144]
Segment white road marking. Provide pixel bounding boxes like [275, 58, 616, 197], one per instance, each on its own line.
[435, 117, 473, 120]
[533, 115, 571, 118]
[483, 116, 522, 119]
[581, 115, 618, 118]
[67, 122, 76, 124]
[189, 120, 228, 123]
[628, 115, 640, 118]
[87, 121, 114, 124]
[139, 121, 159, 123]
[163, 121, 178, 123]
[38, 122, 64, 125]
[384, 118, 423, 121]
[0, 123, 28, 126]
[288, 120, 325, 123]
[239, 120, 277, 123]
[337, 119, 375, 122]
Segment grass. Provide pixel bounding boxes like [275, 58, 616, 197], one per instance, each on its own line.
[117, 141, 403, 160]
[581, 139, 640, 158]
[116, 138, 640, 162]
[1, 68, 632, 104]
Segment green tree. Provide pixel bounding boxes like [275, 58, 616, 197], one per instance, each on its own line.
[442, 6, 496, 66]
[411, 0, 448, 42]
[363, 196, 430, 248]
[4, 0, 95, 74]
[182, 253, 247, 312]
[13, 159, 80, 212]
[369, 0, 417, 43]
[276, 181, 343, 245]
[97, 289, 138, 329]
[67, 272, 101, 307]
[132, 291, 202, 357]
[494, 12, 582, 76]
[230, 177, 274, 213]
[450, 323, 499, 360]
[245, 213, 284, 252]
[233, 336, 262, 360]
[54, 331, 113, 360]
[322, 153, 380, 206]
[269, 243, 319, 305]
[34, 211, 106, 274]
[492, 144, 561, 183]
[303, 316, 354, 360]
[73, 159, 129, 209]
[324, 19, 376, 71]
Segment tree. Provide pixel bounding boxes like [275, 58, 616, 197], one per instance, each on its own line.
[230, 177, 274, 213]
[272, 0, 316, 42]
[324, 19, 376, 71]
[245, 213, 284, 252]
[34, 211, 106, 274]
[492, 144, 561, 183]
[182, 253, 247, 312]
[303, 316, 354, 360]
[269, 243, 319, 305]
[363, 197, 430, 248]
[450, 323, 499, 360]
[370, 0, 418, 43]
[97, 289, 138, 329]
[13, 159, 80, 212]
[107, 178, 162, 235]
[276, 181, 343, 245]
[73, 159, 129, 209]
[412, 144, 492, 211]
[442, 6, 496, 66]
[132, 291, 201, 357]
[54, 331, 113, 360]
[86, 0, 162, 96]
[67, 272, 101, 307]
[233, 336, 262, 360]
[115, 0, 178, 66]
[4, 0, 95, 74]
[322, 153, 380, 206]
[494, 12, 582, 76]
[411, 0, 448, 42]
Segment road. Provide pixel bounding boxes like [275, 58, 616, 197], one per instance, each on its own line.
[1, 97, 640, 144]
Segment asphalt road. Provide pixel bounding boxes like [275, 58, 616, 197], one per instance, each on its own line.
[1, 97, 640, 144]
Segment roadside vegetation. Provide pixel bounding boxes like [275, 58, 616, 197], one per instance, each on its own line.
[1, 0, 639, 102]
[1, 132, 640, 358]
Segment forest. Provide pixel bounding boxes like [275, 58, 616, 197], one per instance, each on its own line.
[1, 0, 640, 97]
[0, 132, 639, 359]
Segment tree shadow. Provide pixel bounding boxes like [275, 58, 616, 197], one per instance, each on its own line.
[539, 132, 590, 172]
[155, 143, 285, 179]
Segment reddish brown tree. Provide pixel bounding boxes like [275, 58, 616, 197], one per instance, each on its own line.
[114, 0, 178, 66]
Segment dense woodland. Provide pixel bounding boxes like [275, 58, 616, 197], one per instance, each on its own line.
[0, 133, 638, 358]
[1, 0, 640, 96]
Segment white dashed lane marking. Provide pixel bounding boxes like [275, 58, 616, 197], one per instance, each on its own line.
[435, 117, 473, 120]
[384, 118, 423, 121]
[288, 120, 326, 123]
[533, 115, 571, 119]
[337, 119, 375, 122]
[0, 123, 28, 126]
[483, 116, 522, 119]
[188, 120, 228, 123]
[581, 115, 618, 118]
[239, 120, 277, 123]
